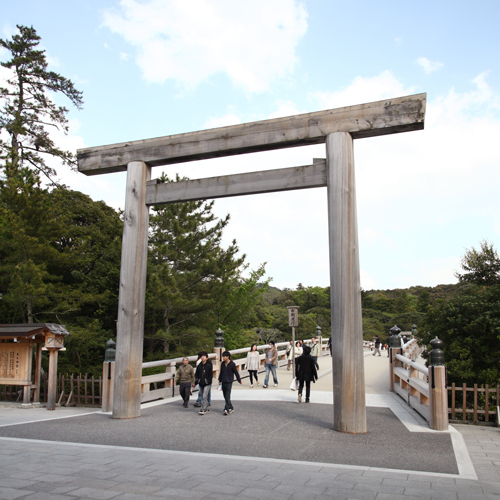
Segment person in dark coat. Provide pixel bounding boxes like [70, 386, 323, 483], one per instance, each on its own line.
[218, 351, 242, 415]
[194, 351, 213, 415]
[295, 345, 318, 403]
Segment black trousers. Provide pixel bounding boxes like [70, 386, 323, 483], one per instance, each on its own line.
[248, 370, 258, 384]
[222, 382, 233, 411]
[180, 382, 191, 404]
[298, 380, 311, 400]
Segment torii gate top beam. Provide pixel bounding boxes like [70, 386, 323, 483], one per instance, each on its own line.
[77, 93, 425, 176]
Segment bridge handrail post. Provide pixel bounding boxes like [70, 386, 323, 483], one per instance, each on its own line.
[429, 337, 448, 431]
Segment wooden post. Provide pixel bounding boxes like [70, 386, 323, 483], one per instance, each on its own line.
[326, 132, 367, 434]
[429, 365, 448, 430]
[389, 345, 402, 392]
[21, 343, 34, 408]
[101, 361, 115, 412]
[46, 348, 59, 410]
[32, 342, 42, 405]
[113, 161, 151, 419]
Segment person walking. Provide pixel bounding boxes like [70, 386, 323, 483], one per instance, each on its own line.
[194, 352, 212, 415]
[245, 343, 260, 387]
[263, 341, 278, 388]
[219, 351, 242, 415]
[175, 357, 195, 408]
[285, 340, 293, 370]
[372, 335, 382, 356]
[295, 341, 303, 357]
[193, 352, 211, 408]
[295, 345, 318, 403]
[327, 335, 332, 356]
[311, 337, 320, 370]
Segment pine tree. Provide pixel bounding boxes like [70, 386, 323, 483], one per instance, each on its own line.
[145, 174, 268, 355]
[0, 25, 83, 182]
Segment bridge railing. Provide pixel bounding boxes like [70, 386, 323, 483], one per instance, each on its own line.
[389, 338, 448, 430]
[135, 338, 330, 404]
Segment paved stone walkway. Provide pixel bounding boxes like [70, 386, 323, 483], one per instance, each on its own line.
[0, 352, 499, 499]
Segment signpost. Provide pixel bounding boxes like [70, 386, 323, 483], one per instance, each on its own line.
[287, 306, 299, 380]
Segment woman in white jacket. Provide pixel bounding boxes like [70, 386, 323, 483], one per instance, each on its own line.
[245, 344, 260, 388]
[295, 341, 303, 357]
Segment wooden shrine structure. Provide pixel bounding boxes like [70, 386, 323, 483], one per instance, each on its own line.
[77, 93, 426, 433]
[0, 323, 69, 410]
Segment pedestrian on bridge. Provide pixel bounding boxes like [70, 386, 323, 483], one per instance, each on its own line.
[175, 357, 195, 408]
[194, 352, 211, 408]
[245, 343, 260, 387]
[219, 351, 242, 415]
[194, 352, 212, 416]
[295, 345, 318, 403]
[263, 341, 278, 388]
[311, 337, 320, 369]
[372, 335, 382, 356]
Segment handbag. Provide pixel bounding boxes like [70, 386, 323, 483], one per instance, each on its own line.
[290, 377, 298, 391]
[217, 384, 222, 391]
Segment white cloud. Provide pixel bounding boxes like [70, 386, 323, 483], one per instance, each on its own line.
[417, 56, 444, 74]
[311, 70, 417, 109]
[102, 0, 308, 93]
[119, 52, 129, 61]
[203, 113, 242, 129]
[268, 100, 301, 119]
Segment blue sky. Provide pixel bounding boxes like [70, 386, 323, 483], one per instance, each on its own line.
[2, 1, 500, 291]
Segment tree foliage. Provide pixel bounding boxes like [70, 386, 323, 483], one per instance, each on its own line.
[421, 242, 500, 385]
[0, 25, 83, 182]
[144, 174, 269, 357]
[455, 240, 500, 286]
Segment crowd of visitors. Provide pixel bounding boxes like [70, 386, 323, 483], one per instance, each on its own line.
[174, 336, 328, 415]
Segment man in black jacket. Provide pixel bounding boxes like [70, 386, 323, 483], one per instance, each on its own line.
[194, 352, 213, 415]
[218, 351, 242, 415]
[295, 346, 318, 403]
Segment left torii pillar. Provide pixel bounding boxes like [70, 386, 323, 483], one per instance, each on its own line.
[113, 161, 151, 419]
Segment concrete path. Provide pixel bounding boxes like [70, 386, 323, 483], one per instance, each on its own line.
[0, 352, 499, 499]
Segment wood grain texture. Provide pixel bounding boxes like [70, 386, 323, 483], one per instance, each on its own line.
[112, 162, 151, 419]
[429, 365, 449, 431]
[78, 94, 426, 175]
[145, 161, 326, 205]
[326, 132, 367, 434]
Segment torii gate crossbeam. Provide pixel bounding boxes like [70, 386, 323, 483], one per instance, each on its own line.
[77, 93, 426, 433]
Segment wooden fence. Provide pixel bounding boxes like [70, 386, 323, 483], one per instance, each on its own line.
[1, 373, 102, 407]
[448, 383, 500, 424]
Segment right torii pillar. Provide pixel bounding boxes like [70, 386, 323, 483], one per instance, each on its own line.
[327, 132, 366, 434]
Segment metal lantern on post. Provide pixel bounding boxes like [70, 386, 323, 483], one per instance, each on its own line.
[411, 324, 417, 337]
[104, 339, 116, 362]
[389, 325, 401, 348]
[215, 328, 225, 349]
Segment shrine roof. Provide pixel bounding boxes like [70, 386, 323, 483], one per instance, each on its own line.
[0, 323, 70, 338]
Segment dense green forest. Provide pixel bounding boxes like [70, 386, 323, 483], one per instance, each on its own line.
[1, 26, 499, 388]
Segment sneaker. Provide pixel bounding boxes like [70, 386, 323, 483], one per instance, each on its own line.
[263, 385, 268, 388]
[223, 410, 228, 415]
[298, 394, 302, 403]
[194, 403, 201, 407]
[199, 411, 206, 415]
[305, 399, 310, 403]
[274, 383, 278, 387]
[228, 408, 234, 414]
[207, 403, 211, 407]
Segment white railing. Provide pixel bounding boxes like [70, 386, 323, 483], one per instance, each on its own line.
[139, 338, 330, 403]
[391, 342, 430, 422]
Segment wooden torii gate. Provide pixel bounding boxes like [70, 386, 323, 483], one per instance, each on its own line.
[77, 93, 426, 433]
